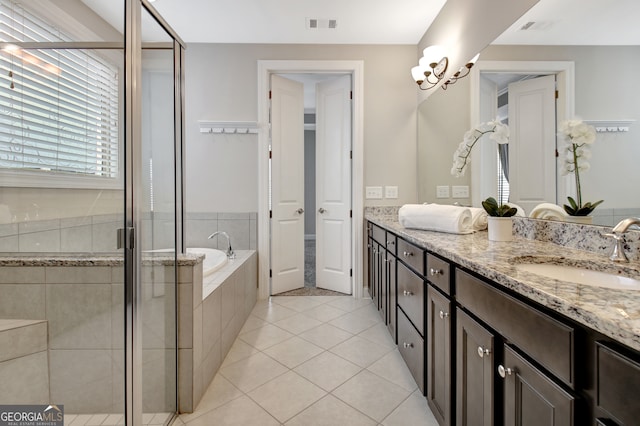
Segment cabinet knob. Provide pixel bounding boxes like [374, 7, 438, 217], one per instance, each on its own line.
[430, 268, 443, 276]
[477, 346, 491, 358]
[439, 310, 449, 319]
[403, 290, 413, 296]
[498, 365, 514, 378]
[403, 342, 414, 349]
[403, 251, 413, 258]
[386, 240, 395, 246]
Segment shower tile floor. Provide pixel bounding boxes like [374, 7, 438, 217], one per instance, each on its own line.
[173, 295, 438, 426]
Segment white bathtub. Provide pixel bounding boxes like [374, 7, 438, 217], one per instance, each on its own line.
[186, 247, 228, 277]
[147, 247, 228, 277]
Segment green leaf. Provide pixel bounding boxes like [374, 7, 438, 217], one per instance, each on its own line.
[567, 196, 578, 210]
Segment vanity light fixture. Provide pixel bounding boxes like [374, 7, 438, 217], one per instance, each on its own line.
[411, 45, 449, 91]
[441, 53, 480, 90]
[411, 49, 480, 91]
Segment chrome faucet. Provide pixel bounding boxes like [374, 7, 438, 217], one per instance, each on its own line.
[207, 231, 235, 259]
[605, 217, 640, 262]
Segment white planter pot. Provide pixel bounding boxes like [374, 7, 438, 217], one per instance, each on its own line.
[487, 217, 513, 241]
[567, 215, 593, 225]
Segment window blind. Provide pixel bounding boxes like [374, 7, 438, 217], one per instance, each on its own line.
[0, 1, 119, 179]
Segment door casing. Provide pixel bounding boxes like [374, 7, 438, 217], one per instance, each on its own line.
[257, 60, 364, 300]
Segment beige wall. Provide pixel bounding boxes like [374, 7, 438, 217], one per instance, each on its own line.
[184, 43, 419, 212]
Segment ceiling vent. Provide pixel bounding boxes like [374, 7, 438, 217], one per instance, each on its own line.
[306, 18, 337, 30]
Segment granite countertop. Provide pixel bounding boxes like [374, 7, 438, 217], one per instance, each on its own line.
[366, 213, 640, 352]
[0, 252, 204, 267]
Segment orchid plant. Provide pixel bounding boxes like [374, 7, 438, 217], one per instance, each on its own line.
[558, 119, 604, 216]
[451, 119, 509, 178]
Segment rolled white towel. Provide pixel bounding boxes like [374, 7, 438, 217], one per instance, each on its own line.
[398, 204, 473, 234]
[529, 203, 568, 221]
[469, 207, 488, 231]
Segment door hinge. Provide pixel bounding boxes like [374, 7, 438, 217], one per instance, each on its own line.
[117, 227, 135, 250]
[350, 150, 352, 159]
[555, 90, 559, 99]
[555, 149, 559, 158]
[350, 210, 352, 218]
[350, 268, 353, 277]
[269, 150, 272, 159]
[270, 210, 273, 218]
[270, 269, 273, 278]
[269, 90, 272, 99]
[350, 91, 353, 100]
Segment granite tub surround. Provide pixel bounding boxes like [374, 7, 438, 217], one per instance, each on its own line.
[365, 211, 640, 353]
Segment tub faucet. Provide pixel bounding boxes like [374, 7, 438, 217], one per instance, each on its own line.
[207, 231, 235, 259]
[605, 217, 640, 262]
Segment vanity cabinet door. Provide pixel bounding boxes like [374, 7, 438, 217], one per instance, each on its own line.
[456, 309, 494, 426]
[379, 242, 388, 324]
[427, 286, 452, 426]
[595, 342, 640, 425]
[501, 345, 575, 426]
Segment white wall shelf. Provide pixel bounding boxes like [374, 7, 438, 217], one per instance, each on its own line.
[584, 119, 635, 133]
[198, 121, 259, 134]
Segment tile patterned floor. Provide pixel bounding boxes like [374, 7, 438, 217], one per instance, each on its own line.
[174, 296, 438, 426]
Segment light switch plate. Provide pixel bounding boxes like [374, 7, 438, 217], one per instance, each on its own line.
[365, 186, 383, 199]
[436, 185, 450, 198]
[452, 185, 470, 198]
[385, 186, 398, 199]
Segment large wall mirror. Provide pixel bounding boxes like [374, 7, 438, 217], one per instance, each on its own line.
[417, 0, 640, 227]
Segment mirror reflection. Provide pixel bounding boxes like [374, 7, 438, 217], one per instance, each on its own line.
[417, 0, 640, 227]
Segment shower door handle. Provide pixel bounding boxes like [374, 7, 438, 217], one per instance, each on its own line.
[318, 208, 326, 214]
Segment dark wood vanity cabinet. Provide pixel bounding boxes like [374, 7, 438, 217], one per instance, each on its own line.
[366, 220, 640, 426]
[456, 309, 494, 426]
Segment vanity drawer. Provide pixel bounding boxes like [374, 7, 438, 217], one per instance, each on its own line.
[398, 308, 425, 394]
[397, 261, 425, 335]
[426, 253, 451, 295]
[372, 224, 386, 244]
[397, 238, 425, 275]
[596, 342, 640, 424]
[456, 269, 575, 387]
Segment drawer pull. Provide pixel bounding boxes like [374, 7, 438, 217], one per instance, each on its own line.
[477, 346, 491, 358]
[386, 240, 395, 246]
[403, 251, 414, 258]
[430, 268, 443, 276]
[498, 365, 515, 378]
[403, 290, 413, 296]
[403, 342, 414, 349]
[439, 310, 449, 319]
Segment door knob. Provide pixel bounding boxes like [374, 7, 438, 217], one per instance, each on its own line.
[477, 346, 491, 358]
[296, 208, 304, 214]
[439, 310, 449, 319]
[318, 208, 326, 214]
[498, 365, 514, 378]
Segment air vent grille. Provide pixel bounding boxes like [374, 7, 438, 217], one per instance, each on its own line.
[306, 18, 338, 30]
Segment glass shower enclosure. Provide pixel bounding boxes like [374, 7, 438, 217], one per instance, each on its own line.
[0, 1, 184, 424]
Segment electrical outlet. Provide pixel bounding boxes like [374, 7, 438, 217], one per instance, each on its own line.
[436, 185, 450, 198]
[452, 185, 470, 198]
[365, 186, 383, 199]
[385, 186, 398, 199]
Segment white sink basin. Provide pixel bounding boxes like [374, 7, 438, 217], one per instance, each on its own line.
[515, 263, 640, 290]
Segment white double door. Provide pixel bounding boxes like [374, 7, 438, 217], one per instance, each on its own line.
[270, 74, 352, 295]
